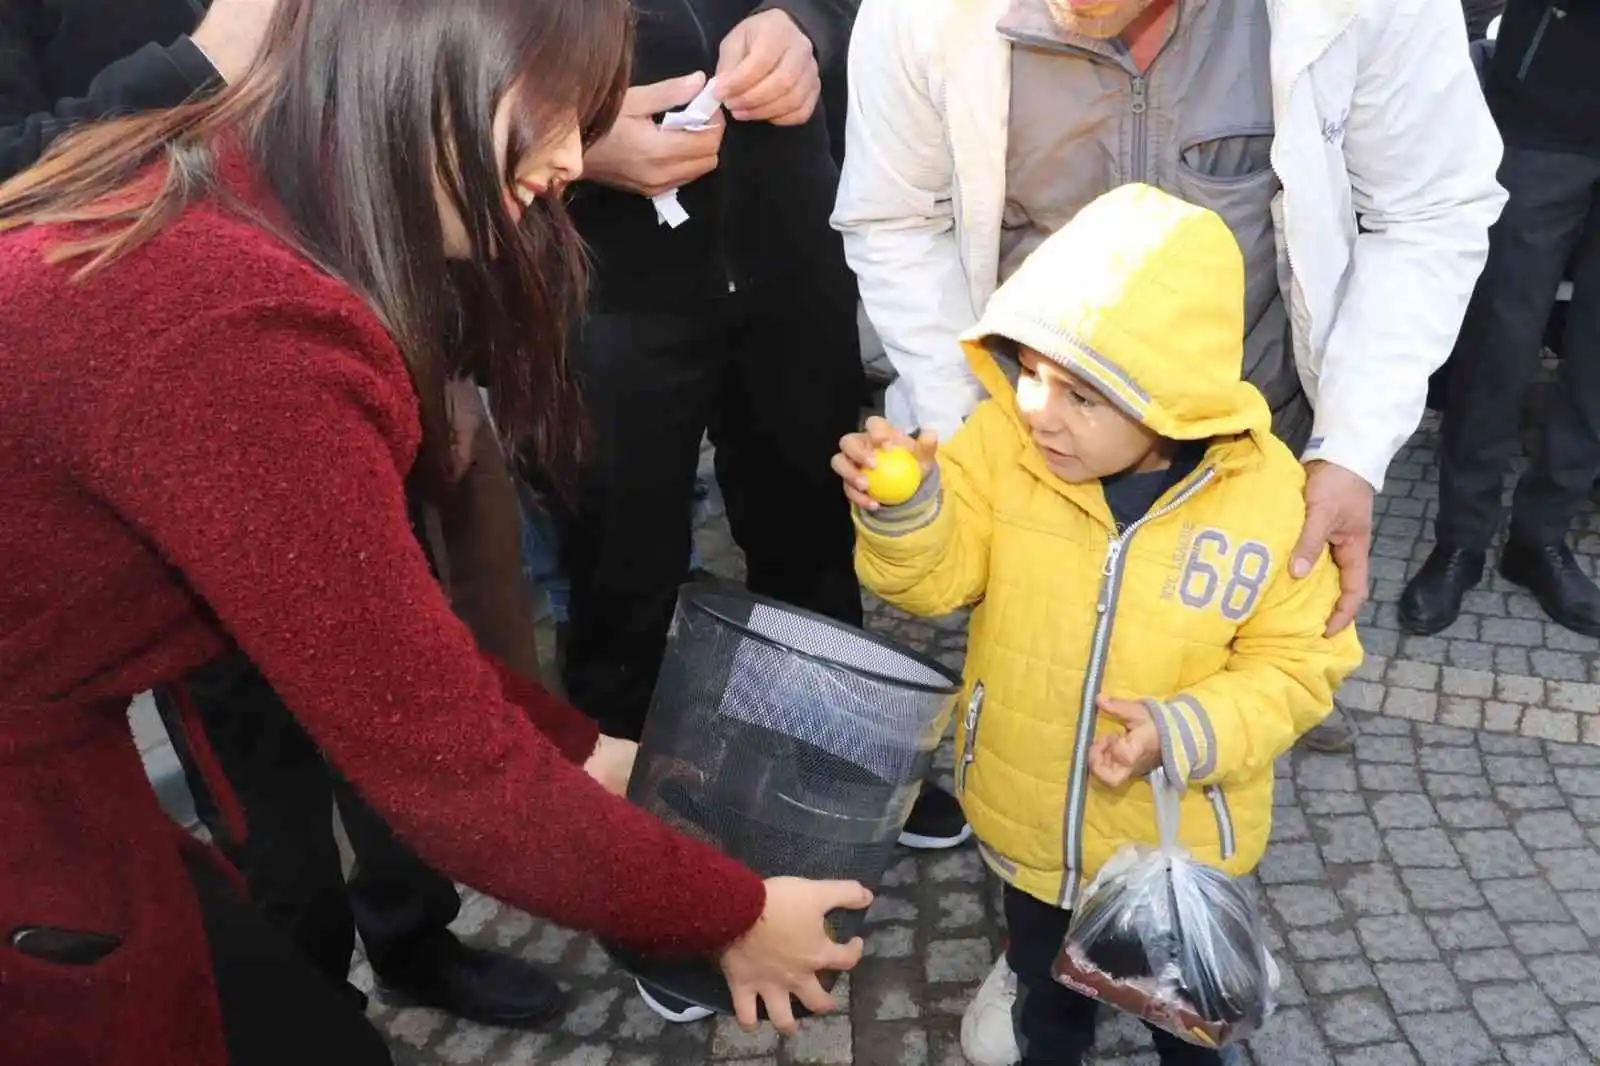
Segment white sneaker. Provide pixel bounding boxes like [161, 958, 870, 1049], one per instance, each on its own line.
[635, 980, 715, 1023]
[960, 956, 1021, 1066]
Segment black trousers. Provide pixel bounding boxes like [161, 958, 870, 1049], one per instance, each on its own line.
[561, 268, 866, 741]
[1004, 887, 1223, 1066]
[188, 852, 394, 1066]
[160, 655, 462, 988]
[1438, 144, 1600, 551]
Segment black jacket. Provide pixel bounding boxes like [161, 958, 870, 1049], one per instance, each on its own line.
[0, 0, 217, 181]
[568, 0, 857, 311]
[1486, 0, 1600, 155]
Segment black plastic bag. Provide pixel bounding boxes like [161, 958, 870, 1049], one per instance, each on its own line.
[1052, 774, 1278, 1049]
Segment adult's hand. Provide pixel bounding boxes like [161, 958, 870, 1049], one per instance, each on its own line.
[190, 0, 280, 85]
[583, 73, 726, 197]
[720, 877, 871, 1034]
[583, 736, 638, 797]
[1290, 460, 1374, 636]
[715, 10, 821, 126]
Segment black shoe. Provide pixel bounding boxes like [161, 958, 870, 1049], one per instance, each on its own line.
[1500, 539, 1600, 637]
[898, 781, 972, 850]
[374, 938, 566, 1030]
[1398, 546, 1485, 635]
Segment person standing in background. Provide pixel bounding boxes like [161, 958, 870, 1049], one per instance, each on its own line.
[559, 0, 971, 1024]
[1401, 0, 1600, 640]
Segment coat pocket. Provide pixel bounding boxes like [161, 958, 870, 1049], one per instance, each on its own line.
[955, 681, 986, 796]
[1205, 784, 1237, 862]
[1517, 5, 1560, 82]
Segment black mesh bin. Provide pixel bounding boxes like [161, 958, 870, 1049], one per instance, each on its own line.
[604, 586, 961, 1016]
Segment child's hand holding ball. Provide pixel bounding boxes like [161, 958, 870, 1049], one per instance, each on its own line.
[832, 416, 939, 510]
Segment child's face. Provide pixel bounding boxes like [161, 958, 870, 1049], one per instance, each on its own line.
[1015, 348, 1171, 483]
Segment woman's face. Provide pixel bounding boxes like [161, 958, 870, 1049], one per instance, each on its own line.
[436, 92, 584, 259]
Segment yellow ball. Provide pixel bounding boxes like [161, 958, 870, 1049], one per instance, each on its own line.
[865, 446, 923, 506]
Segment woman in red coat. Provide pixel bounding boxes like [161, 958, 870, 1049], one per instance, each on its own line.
[0, 2, 870, 1065]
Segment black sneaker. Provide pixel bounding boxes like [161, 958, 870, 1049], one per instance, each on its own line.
[373, 938, 566, 1030]
[898, 781, 972, 850]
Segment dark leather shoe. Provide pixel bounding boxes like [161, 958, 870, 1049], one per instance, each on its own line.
[1398, 546, 1485, 635]
[374, 938, 566, 1030]
[1500, 539, 1600, 637]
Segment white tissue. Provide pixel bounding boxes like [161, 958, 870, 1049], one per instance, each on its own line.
[652, 78, 723, 229]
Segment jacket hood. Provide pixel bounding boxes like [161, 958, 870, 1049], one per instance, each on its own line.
[961, 183, 1273, 455]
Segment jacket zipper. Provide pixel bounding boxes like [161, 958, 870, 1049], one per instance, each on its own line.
[956, 682, 986, 795]
[679, 0, 737, 294]
[1518, 5, 1561, 82]
[1205, 785, 1236, 861]
[1058, 467, 1217, 907]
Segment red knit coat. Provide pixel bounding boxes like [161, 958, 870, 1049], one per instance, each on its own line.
[0, 163, 767, 1066]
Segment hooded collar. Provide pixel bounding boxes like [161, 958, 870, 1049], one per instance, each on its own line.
[961, 183, 1275, 515]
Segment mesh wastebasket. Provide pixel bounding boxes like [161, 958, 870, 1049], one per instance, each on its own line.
[604, 585, 962, 1016]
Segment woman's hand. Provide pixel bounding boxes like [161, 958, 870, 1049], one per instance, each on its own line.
[831, 416, 938, 511]
[719, 877, 872, 1033]
[1087, 695, 1163, 788]
[583, 736, 638, 797]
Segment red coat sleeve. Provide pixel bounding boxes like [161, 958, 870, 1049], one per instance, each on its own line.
[78, 296, 765, 957]
[486, 656, 599, 764]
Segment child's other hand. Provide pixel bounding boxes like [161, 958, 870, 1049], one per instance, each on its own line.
[1088, 695, 1163, 788]
[831, 416, 938, 511]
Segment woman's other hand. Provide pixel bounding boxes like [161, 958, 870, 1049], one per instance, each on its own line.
[719, 877, 872, 1033]
[583, 736, 638, 796]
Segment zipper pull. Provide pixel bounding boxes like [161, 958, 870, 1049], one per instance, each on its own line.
[1130, 76, 1147, 116]
[1102, 536, 1123, 577]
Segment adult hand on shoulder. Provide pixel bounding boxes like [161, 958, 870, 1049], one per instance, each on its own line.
[583, 73, 726, 198]
[720, 877, 871, 1033]
[190, 0, 280, 85]
[1088, 695, 1162, 788]
[715, 10, 821, 126]
[1290, 460, 1374, 637]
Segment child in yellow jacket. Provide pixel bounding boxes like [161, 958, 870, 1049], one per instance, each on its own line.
[833, 184, 1363, 1066]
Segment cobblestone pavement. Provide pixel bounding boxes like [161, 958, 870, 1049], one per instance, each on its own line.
[127, 415, 1600, 1065]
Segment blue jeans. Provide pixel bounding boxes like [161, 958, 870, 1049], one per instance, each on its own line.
[518, 488, 702, 625]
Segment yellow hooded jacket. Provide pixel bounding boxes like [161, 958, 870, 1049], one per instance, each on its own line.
[856, 184, 1363, 909]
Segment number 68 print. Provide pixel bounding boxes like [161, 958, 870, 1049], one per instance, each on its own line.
[1177, 529, 1273, 621]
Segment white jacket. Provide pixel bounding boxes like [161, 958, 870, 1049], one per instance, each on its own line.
[832, 0, 1506, 490]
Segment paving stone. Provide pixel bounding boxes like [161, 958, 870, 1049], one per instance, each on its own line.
[1383, 828, 1461, 868]
[1396, 1011, 1499, 1066]
[1334, 866, 1409, 918]
[1424, 909, 1508, 951]
[1334, 1045, 1419, 1066]
[1481, 877, 1573, 924]
[1454, 829, 1535, 878]
[1425, 773, 1492, 799]
[1243, 1007, 1333, 1066]
[1502, 1034, 1592, 1066]
[1436, 798, 1509, 829]
[923, 939, 991, 984]
[1269, 885, 1347, 927]
[1371, 961, 1465, 1013]
[1532, 846, 1600, 891]
[1507, 921, 1588, 955]
[1560, 890, 1600, 937]
[1358, 764, 1424, 793]
[1371, 794, 1438, 829]
[1259, 843, 1330, 885]
[1299, 756, 1360, 792]
[1398, 868, 1485, 911]
[1355, 915, 1439, 962]
[1315, 815, 1386, 864]
[1317, 991, 1399, 1046]
[1450, 947, 1529, 984]
[1290, 928, 1364, 961]
[788, 1016, 851, 1064]
[1304, 959, 1378, 995]
[1512, 810, 1589, 850]
[1417, 747, 1482, 776]
[1471, 983, 1565, 1037]
[1527, 953, 1600, 1005]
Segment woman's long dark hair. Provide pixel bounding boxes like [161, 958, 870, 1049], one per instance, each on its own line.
[0, 0, 631, 498]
